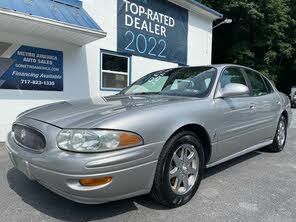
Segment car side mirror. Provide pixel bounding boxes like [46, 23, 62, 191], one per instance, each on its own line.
[216, 83, 250, 98]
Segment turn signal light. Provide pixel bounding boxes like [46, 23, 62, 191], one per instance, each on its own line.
[119, 133, 143, 147]
[79, 177, 112, 187]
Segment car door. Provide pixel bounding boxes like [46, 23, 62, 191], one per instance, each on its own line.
[243, 69, 282, 144]
[213, 67, 257, 162]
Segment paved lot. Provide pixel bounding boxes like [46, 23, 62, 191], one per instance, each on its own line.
[1, 112, 296, 222]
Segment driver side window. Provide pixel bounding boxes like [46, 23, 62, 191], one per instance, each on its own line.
[219, 67, 250, 96]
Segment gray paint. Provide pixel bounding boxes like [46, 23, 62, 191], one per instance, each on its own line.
[5, 64, 292, 204]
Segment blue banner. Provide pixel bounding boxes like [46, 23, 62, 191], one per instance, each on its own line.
[0, 43, 63, 91]
[117, 0, 188, 65]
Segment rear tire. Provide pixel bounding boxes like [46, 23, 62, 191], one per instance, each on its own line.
[268, 115, 287, 152]
[150, 131, 205, 208]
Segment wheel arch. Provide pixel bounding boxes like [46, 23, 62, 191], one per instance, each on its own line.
[282, 110, 288, 122]
[168, 124, 212, 165]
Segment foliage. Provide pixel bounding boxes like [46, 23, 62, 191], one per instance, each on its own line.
[199, 0, 295, 94]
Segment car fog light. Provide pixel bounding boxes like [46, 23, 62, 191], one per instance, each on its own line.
[79, 177, 112, 187]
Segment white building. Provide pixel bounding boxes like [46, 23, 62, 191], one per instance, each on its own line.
[0, 0, 222, 141]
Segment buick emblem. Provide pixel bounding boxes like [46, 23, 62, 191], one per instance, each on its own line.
[20, 129, 26, 141]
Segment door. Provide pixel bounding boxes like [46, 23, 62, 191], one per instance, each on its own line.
[243, 69, 282, 144]
[213, 67, 257, 161]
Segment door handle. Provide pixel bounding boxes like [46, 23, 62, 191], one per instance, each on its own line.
[249, 104, 256, 110]
[276, 101, 281, 105]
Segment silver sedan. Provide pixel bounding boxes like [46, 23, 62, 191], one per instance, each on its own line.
[6, 64, 292, 208]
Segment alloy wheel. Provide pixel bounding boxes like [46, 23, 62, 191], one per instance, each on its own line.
[277, 119, 286, 147]
[169, 144, 199, 195]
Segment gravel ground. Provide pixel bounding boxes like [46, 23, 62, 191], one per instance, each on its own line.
[0, 111, 296, 222]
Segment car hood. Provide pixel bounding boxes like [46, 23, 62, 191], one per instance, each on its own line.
[20, 95, 195, 128]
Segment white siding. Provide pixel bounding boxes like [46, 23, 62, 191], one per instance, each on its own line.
[83, 0, 118, 97]
[187, 12, 213, 66]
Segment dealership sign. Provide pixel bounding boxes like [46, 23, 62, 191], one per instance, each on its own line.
[0, 42, 63, 91]
[117, 0, 188, 65]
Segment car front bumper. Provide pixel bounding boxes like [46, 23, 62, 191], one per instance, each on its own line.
[6, 119, 164, 204]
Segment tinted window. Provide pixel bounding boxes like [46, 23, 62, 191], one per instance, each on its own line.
[245, 69, 268, 96]
[262, 77, 274, 93]
[102, 73, 128, 89]
[102, 54, 128, 72]
[220, 67, 248, 88]
[101, 52, 129, 90]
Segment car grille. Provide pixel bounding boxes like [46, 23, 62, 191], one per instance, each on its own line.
[13, 124, 46, 151]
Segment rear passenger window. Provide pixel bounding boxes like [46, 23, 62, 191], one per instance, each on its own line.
[262, 77, 274, 93]
[220, 68, 248, 88]
[245, 69, 268, 96]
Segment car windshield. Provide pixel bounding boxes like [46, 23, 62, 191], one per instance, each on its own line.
[120, 67, 217, 98]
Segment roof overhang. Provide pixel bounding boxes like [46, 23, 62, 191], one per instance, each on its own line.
[0, 8, 107, 46]
[169, 0, 223, 21]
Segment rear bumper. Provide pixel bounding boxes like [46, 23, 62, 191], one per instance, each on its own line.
[6, 129, 164, 204]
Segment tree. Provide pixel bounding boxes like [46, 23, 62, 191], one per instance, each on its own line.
[199, 0, 295, 93]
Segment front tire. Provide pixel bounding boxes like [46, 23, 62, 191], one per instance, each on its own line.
[268, 115, 287, 152]
[150, 131, 205, 208]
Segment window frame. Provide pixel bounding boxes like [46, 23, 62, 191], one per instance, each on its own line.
[242, 68, 273, 97]
[261, 75, 274, 94]
[100, 50, 131, 92]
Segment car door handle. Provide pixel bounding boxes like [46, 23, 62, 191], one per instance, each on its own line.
[249, 104, 256, 110]
[276, 101, 281, 105]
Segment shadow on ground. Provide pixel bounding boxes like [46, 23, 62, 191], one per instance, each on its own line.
[6, 149, 264, 221]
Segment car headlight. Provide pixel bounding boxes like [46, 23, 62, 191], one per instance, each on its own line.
[57, 130, 143, 153]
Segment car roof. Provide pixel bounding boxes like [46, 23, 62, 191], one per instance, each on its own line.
[178, 64, 245, 69]
[210, 64, 251, 69]
[174, 64, 260, 74]
[209, 64, 264, 74]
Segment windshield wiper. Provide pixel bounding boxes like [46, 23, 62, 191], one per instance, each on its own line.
[131, 92, 161, 95]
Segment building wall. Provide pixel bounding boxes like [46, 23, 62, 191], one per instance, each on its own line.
[0, 0, 214, 141]
[0, 31, 93, 140]
[83, 0, 180, 97]
[83, 0, 213, 96]
[187, 13, 213, 66]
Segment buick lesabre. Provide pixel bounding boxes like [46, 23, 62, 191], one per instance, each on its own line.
[6, 65, 291, 208]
